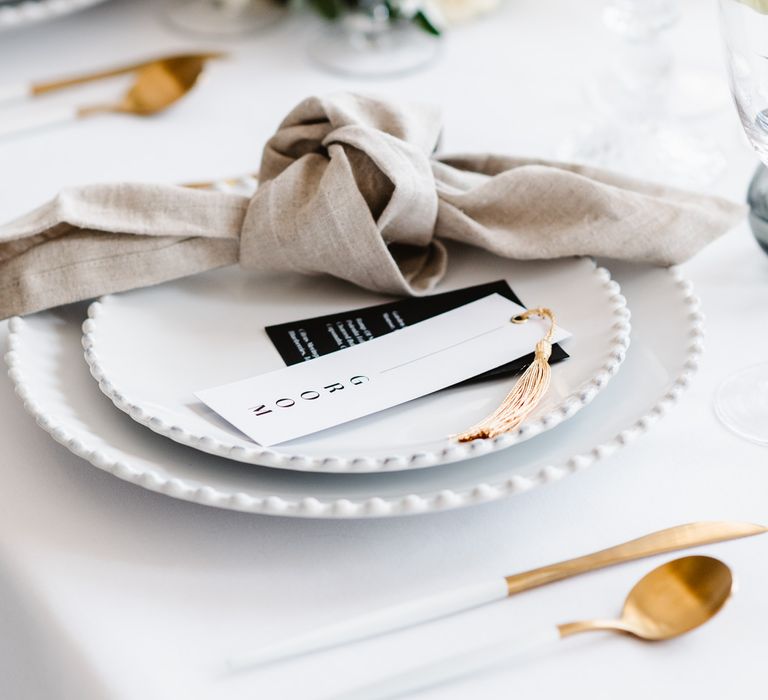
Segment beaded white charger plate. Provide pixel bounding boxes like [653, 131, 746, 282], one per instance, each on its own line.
[4, 261, 700, 519]
[80, 249, 630, 473]
[0, 0, 109, 29]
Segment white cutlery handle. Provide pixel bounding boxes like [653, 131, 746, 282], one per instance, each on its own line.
[334, 625, 561, 700]
[0, 82, 30, 104]
[0, 105, 79, 139]
[228, 579, 508, 669]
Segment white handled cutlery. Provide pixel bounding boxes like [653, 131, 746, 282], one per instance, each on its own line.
[227, 521, 763, 670]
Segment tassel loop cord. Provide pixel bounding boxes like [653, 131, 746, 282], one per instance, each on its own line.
[511, 307, 557, 342]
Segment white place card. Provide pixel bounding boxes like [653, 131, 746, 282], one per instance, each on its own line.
[195, 294, 571, 446]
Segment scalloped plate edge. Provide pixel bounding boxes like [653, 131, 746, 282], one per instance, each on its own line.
[79, 261, 631, 473]
[4, 268, 701, 518]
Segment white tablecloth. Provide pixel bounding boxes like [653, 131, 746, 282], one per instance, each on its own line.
[1, 1, 767, 698]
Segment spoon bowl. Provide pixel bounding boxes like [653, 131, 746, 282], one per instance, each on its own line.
[559, 555, 734, 641]
[79, 52, 223, 118]
[621, 555, 734, 640]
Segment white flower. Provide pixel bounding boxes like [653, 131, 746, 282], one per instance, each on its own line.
[737, 0, 768, 12]
[426, 0, 500, 25]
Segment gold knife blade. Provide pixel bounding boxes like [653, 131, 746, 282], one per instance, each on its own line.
[505, 520, 766, 595]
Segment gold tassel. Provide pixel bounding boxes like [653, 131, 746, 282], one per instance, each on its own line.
[456, 307, 556, 442]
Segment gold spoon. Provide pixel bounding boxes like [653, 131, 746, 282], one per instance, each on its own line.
[0, 52, 224, 103]
[77, 54, 220, 118]
[0, 54, 222, 139]
[557, 554, 733, 640]
[335, 556, 734, 700]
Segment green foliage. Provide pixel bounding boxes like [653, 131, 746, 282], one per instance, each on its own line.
[412, 9, 441, 35]
[308, 0, 345, 20]
[305, 0, 442, 35]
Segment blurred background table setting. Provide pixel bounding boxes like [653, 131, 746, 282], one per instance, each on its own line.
[1, 0, 768, 699]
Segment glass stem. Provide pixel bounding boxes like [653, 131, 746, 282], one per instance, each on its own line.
[344, 0, 392, 49]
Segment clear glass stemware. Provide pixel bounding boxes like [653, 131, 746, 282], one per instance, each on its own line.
[164, 0, 286, 37]
[307, 0, 440, 78]
[562, 0, 725, 188]
[720, 0, 768, 161]
[716, 0, 768, 446]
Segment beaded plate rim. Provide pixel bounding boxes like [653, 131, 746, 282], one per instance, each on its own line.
[78, 259, 631, 473]
[4, 267, 701, 518]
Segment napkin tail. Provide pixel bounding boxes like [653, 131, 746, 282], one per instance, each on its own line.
[0, 184, 247, 320]
[433, 156, 747, 268]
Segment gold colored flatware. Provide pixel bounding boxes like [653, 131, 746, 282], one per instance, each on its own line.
[0, 53, 222, 139]
[183, 173, 259, 190]
[228, 521, 763, 669]
[504, 519, 759, 594]
[0, 53, 224, 103]
[557, 555, 733, 640]
[338, 556, 733, 700]
[75, 55, 211, 118]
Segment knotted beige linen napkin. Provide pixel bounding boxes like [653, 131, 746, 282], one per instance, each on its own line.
[0, 93, 744, 320]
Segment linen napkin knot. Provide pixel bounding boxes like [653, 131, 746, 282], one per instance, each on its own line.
[241, 94, 444, 294]
[0, 92, 745, 320]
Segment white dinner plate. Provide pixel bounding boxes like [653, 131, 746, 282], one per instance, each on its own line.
[0, 0, 109, 29]
[81, 249, 629, 473]
[5, 261, 702, 519]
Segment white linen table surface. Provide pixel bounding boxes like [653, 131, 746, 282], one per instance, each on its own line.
[1, 0, 767, 698]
